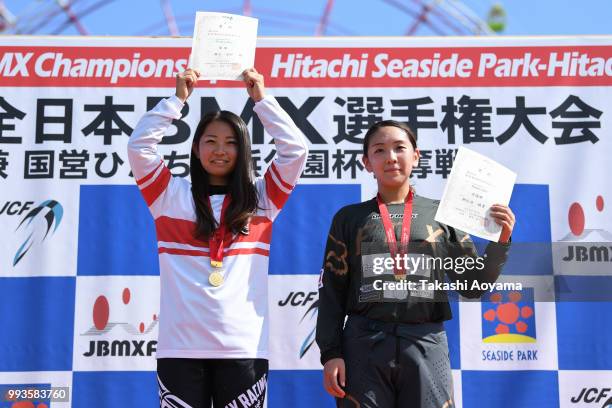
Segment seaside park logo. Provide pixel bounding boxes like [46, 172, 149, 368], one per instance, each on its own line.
[555, 195, 612, 275]
[81, 287, 158, 358]
[482, 288, 536, 344]
[11, 200, 63, 266]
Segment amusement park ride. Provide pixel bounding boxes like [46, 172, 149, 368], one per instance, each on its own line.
[0, 0, 506, 37]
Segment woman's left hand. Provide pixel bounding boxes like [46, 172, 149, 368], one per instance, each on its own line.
[243, 68, 265, 102]
[489, 204, 515, 243]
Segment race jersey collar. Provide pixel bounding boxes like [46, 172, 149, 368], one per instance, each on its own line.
[209, 185, 229, 196]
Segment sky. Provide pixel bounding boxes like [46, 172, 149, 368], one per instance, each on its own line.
[2, 0, 611, 38]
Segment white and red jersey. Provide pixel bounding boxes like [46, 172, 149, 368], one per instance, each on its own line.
[127, 95, 308, 359]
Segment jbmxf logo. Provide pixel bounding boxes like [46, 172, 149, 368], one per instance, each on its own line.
[564, 196, 608, 241]
[73, 276, 159, 371]
[82, 287, 157, 358]
[11, 200, 63, 266]
[561, 195, 612, 260]
[482, 288, 536, 343]
[554, 195, 612, 276]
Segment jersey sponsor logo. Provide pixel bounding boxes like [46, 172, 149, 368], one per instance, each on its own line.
[371, 213, 418, 220]
[225, 373, 267, 408]
[359, 282, 382, 302]
[158, 375, 194, 408]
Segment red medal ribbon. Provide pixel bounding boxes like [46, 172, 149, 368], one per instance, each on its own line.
[209, 194, 232, 268]
[376, 190, 413, 278]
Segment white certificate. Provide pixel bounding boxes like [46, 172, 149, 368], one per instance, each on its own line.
[188, 12, 258, 80]
[434, 147, 517, 241]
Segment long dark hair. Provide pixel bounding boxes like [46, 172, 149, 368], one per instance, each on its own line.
[362, 120, 417, 157]
[190, 111, 259, 240]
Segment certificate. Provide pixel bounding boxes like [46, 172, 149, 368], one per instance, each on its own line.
[188, 12, 258, 80]
[434, 147, 516, 241]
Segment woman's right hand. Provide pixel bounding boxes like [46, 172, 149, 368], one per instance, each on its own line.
[175, 68, 200, 103]
[323, 358, 346, 398]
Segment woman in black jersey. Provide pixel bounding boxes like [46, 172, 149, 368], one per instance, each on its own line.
[316, 120, 515, 408]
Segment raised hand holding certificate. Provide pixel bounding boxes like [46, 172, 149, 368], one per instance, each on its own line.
[434, 147, 516, 241]
[189, 12, 258, 80]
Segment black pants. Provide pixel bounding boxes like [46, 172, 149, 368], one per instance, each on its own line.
[157, 358, 268, 408]
[338, 315, 454, 408]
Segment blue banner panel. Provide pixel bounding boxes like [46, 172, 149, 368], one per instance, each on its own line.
[462, 370, 559, 408]
[556, 284, 612, 370]
[77, 185, 159, 276]
[268, 370, 334, 408]
[0, 277, 75, 371]
[72, 371, 158, 408]
[270, 184, 361, 275]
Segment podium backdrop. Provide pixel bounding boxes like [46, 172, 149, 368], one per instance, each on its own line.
[0, 35, 611, 407]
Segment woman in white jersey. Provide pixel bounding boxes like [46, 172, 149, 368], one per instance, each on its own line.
[127, 68, 308, 407]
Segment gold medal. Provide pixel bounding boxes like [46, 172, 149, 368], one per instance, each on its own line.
[394, 274, 407, 281]
[209, 271, 224, 287]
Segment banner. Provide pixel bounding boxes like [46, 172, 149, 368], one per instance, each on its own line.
[0, 35, 611, 408]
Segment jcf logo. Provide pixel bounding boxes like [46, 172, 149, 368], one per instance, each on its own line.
[11, 200, 63, 266]
[571, 388, 611, 406]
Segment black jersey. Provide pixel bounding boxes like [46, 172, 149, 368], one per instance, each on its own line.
[315, 194, 511, 365]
